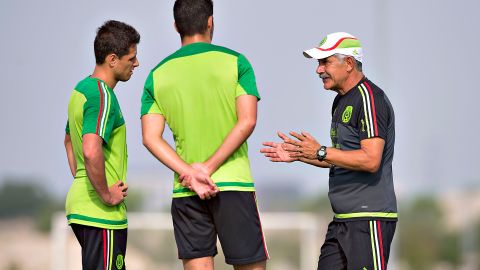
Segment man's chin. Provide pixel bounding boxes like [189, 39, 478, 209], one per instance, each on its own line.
[322, 84, 338, 92]
[119, 75, 132, 82]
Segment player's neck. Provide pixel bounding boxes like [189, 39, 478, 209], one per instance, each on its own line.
[91, 65, 117, 90]
[181, 33, 212, 46]
[339, 71, 364, 95]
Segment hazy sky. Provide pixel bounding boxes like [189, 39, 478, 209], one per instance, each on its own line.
[1, 0, 479, 199]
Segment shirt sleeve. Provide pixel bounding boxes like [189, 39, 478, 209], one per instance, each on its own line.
[357, 84, 389, 141]
[236, 54, 260, 100]
[82, 86, 116, 143]
[65, 119, 70, 134]
[140, 71, 163, 116]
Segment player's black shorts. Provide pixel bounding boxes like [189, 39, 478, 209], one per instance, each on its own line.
[71, 224, 127, 270]
[171, 191, 269, 265]
[317, 220, 396, 270]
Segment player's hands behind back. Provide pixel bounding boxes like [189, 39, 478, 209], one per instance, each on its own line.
[179, 165, 219, 200]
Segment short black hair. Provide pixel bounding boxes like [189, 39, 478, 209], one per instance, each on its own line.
[174, 0, 213, 38]
[94, 20, 140, 64]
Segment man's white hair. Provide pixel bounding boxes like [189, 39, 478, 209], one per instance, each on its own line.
[334, 54, 363, 72]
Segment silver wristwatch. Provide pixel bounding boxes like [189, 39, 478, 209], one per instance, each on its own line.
[317, 146, 327, 161]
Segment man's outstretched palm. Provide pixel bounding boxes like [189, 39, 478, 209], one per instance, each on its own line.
[260, 132, 298, 163]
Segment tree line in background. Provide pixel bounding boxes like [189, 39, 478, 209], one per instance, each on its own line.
[0, 177, 478, 269]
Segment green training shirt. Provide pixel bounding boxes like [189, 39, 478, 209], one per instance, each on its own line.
[141, 42, 260, 198]
[65, 76, 128, 229]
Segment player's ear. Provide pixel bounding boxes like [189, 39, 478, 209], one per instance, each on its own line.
[106, 53, 118, 68]
[207, 16, 213, 29]
[345, 56, 355, 72]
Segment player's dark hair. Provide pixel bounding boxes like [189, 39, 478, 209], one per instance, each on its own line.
[94, 20, 140, 64]
[174, 0, 213, 38]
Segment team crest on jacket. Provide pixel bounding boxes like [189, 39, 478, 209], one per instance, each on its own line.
[342, 106, 353, 123]
[116, 254, 124, 269]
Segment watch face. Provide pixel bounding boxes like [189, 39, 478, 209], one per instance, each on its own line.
[317, 146, 327, 160]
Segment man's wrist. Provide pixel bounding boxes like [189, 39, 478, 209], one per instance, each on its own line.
[203, 161, 215, 176]
[317, 145, 327, 161]
[101, 193, 113, 205]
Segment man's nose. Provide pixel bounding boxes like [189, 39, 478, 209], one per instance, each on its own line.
[316, 64, 325, 74]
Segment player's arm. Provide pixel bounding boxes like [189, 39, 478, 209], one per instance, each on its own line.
[83, 134, 127, 205]
[64, 133, 77, 177]
[141, 114, 218, 199]
[322, 138, 384, 173]
[199, 95, 257, 175]
[141, 114, 198, 175]
[298, 157, 332, 168]
[286, 131, 384, 173]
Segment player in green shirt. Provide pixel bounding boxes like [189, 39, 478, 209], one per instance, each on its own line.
[141, 1, 268, 269]
[64, 20, 139, 270]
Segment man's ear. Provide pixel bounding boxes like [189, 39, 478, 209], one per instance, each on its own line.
[207, 16, 213, 29]
[106, 53, 117, 68]
[345, 56, 355, 72]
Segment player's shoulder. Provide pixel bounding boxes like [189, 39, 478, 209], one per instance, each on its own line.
[151, 43, 245, 73]
[208, 44, 242, 57]
[357, 78, 394, 115]
[74, 77, 97, 93]
[74, 77, 113, 102]
[362, 78, 386, 96]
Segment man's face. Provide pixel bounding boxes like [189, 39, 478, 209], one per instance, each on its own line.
[114, 44, 139, 82]
[316, 55, 349, 91]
